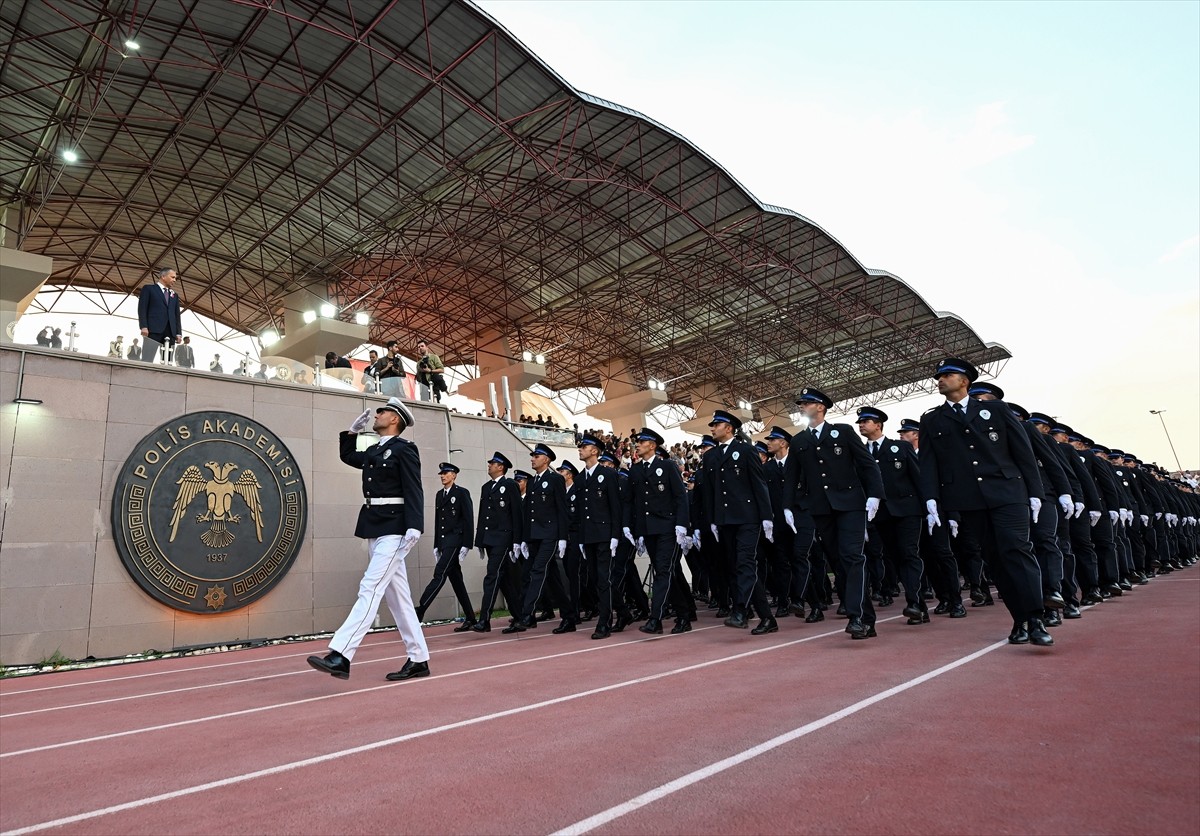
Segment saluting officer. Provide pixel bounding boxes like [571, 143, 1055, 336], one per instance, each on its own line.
[789, 389, 884, 640]
[414, 462, 477, 631]
[918, 358, 1052, 647]
[702, 409, 777, 634]
[308, 397, 430, 681]
[576, 435, 623, 639]
[471, 452, 523, 633]
[505, 443, 569, 633]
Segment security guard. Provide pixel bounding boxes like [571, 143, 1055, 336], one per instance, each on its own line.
[576, 435, 622, 639]
[414, 463, 477, 630]
[702, 409, 777, 634]
[918, 358, 1052, 647]
[308, 397, 430, 681]
[789, 389, 884, 640]
[505, 443, 569, 633]
[471, 452, 523, 632]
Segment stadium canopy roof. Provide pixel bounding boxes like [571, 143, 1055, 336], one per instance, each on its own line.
[1, 0, 1009, 416]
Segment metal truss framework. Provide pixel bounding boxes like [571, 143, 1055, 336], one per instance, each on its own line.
[1, 0, 1010, 416]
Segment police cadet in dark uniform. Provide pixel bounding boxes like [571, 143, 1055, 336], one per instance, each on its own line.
[624, 428, 694, 634]
[787, 389, 884, 640]
[576, 435, 622, 639]
[471, 452, 523, 633]
[702, 409, 777, 634]
[856, 406, 928, 625]
[608, 454, 649, 627]
[918, 358, 1053, 647]
[762, 427, 799, 618]
[554, 459, 583, 633]
[414, 462, 478, 630]
[1027, 413, 1088, 619]
[1050, 424, 1105, 607]
[504, 443, 569, 633]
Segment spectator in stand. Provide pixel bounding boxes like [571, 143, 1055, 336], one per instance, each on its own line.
[325, 351, 352, 369]
[108, 335, 124, 358]
[175, 336, 195, 368]
[50, 328, 63, 349]
[415, 340, 448, 403]
[127, 338, 141, 360]
[36, 327, 52, 347]
[209, 354, 224, 374]
[362, 350, 381, 391]
[253, 363, 269, 380]
[377, 340, 404, 394]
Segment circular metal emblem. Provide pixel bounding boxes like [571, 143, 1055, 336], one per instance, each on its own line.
[111, 411, 308, 614]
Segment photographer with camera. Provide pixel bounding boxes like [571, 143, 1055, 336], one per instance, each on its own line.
[375, 340, 404, 396]
[416, 339, 448, 403]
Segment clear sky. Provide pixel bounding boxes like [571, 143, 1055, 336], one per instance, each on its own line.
[476, 0, 1200, 471]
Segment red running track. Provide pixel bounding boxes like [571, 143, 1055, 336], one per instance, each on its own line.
[1, 573, 1197, 835]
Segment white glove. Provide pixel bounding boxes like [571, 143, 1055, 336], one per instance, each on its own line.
[1155, 512, 1163, 520]
[865, 497, 880, 522]
[926, 499, 941, 533]
[1140, 515, 1149, 526]
[348, 408, 372, 433]
[710, 523, 719, 542]
[1074, 502, 1085, 518]
[610, 538, 618, 556]
[402, 528, 421, 548]
[783, 508, 797, 533]
[692, 533, 702, 550]
[623, 526, 636, 546]
[762, 519, 774, 543]
[675, 525, 690, 549]
[948, 519, 959, 538]
[1089, 511, 1101, 526]
[579, 544, 587, 559]
[507, 548, 518, 563]
[458, 547, 468, 564]
[1029, 497, 1042, 524]
[433, 548, 440, 560]
[1119, 508, 1130, 524]
[1108, 510, 1118, 525]
[519, 542, 529, 559]
[556, 540, 567, 559]
[636, 536, 646, 555]
[1058, 495, 1073, 518]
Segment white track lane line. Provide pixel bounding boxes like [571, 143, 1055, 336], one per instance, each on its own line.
[550, 638, 1009, 836]
[0, 632, 556, 719]
[0, 621, 894, 834]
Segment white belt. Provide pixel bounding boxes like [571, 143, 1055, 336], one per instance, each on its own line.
[365, 497, 404, 506]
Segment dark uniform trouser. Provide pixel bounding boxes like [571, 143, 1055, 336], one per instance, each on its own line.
[644, 533, 680, 622]
[716, 523, 770, 619]
[416, 537, 476, 621]
[1091, 514, 1120, 585]
[788, 513, 817, 608]
[873, 513, 926, 609]
[959, 505, 1042, 621]
[477, 545, 517, 625]
[707, 530, 736, 608]
[814, 510, 873, 624]
[1068, 514, 1099, 593]
[1113, 523, 1133, 577]
[1127, 518, 1147, 572]
[610, 539, 641, 615]
[766, 526, 792, 605]
[1030, 502, 1064, 597]
[520, 539, 569, 622]
[1056, 521, 1078, 603]
[583, 542, 614, 627]
[684, 544, 707, 598]
[579, 548, 598, 613]
[921, 522, 962, 606]
[559, 544, 582, 623]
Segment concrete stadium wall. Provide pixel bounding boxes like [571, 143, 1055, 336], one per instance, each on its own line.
[0, 346, 548, 666]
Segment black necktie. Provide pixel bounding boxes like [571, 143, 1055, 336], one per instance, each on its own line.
[954, 403, 966, 422]
[870, 441, 878, 456]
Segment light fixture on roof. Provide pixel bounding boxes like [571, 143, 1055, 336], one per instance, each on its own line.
[302, 310, 317, 324]
[319, 303, 336, 319]
[61, 149, 78, 163]
[124, 39, 140, 50]
[737, 399, 752, 411]
[522, 350, 533, 362]
[354, 311, 369, 326]
[260, 329, 279, 347]
[647, 378, 665, 391]
[534, 353, 545, 365]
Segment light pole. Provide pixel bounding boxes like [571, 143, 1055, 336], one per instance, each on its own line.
[1149, 410, 1184, 472]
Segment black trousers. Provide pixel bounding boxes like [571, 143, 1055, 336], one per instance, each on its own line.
[519, 539, 569, 622]
[921, 522, 962, 605]
[765, 525, 793, 605]
[584, 541, 616, 627]
[707, 528, 736, 608]
[644, 533, 681, 622]
[477, 544, 518, 625]
[1091, 514, 1120, 584]
[716, 523, 770, 619]
[958, 505, 1042, 622]
[873, 513, 925, 609]
[1030, 501, 1064, 596]
[788, 513, 818, 607]
[1056, 520, 1078, 603]
[813, 510, 873, 624]
[415, 539, 476, 621]
[1068, 514, 1099, 593]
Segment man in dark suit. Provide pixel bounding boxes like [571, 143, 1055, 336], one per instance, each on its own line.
[136, 266, 182, 362]
[504, 443, 569, 633]
[471, 452, 523, 633]
[414, 462, 477, 631]
[174, 335, 195, 368]
[308, 397, 430, 681]
[788, 389, 884, 640]
[324, 351, 352, 369]
[702, 409, 777, 634]
[918, 358, 1052, 647]
[576, 435, 623, 639]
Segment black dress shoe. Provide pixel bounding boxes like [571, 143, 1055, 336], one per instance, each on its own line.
[1042, 591, 1066, 609]
[1063, 603, 1082, 619]
[591, 627, 611, 640]
[453, 621, 477, 632]
[470, 622, 491, 633]
[639, 618, 663, 634]
[835, 604, 848, 617]
[631, 609, 649, 622]
[949, 603, 968, 618]
[579, 610, 596, 621]
[723, 611, 749, 629]
[715, 607, 731, 618]
[1118, 578, 1134, 591]
[933, 601, 950, 615]
[501, 622, 526, 634]
[969, 586, 986, 605]
[846, 619, 868, 639]
[805, 608, 825, 623]
[1103, 582, 1123, 597]
[537, 610, 556, 621]
[774, 604, 790, 619]
[613, 612, 633, 633]
[1045, 609, 1062, 628]
[878, 595, 894, 608]
[1027, 618, 1053, 646]
[307, 651, 350, 679]
[1008, 622, 1030, 644]
[385, 659, 430, 681]
[971, 594, 995, 607]
[906, 610, 930, 625]
[864, 625, 878, 638]
[552, 620, 577, 634]
[751, 617, 779, 635]
[788, 603, 806, 618]
[1080, 592, 1102, 606]
[902, 603, 924, 620]
[670, 618, 692, 634]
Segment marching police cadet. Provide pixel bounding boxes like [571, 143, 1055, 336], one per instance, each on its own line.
[788, 389, 884, 640]
[702, 409, 777, 634]
[657, 445, 699, 627]
[1108, 450, 1148, 584]
[608, 456, 649, 627]
[763, 426, 806, 619]
[576, 436, 622, 639]
[553, 459, 584, 633]
[414, 462, 478, 630]
[692, 436, 731, 615]
[856, 406, 929, 625]
[1050, 424, 1104, 604]
[1028, 415, 1088, 619]
[624, 428, 694, 634]
[1071, 436, 1125, 597]
[504, 443, 569, 633]
[471, 452, 523, 632]
[918, 359, 1053, 647]
[308, 397, 430, 681]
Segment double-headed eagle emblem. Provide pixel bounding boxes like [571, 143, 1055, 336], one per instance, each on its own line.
[170, 462, 264, 548]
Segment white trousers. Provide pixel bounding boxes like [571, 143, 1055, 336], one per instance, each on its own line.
[330, 534, 429, 663]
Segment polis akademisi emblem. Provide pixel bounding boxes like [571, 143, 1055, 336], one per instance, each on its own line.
[112, 412, 307, 614]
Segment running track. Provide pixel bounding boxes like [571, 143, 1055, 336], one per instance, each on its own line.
[1, 574, 1197, 835]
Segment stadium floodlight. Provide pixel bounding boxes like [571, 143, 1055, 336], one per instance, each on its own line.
[260, 329, 279, 347]
[302, 310, 317, 324]
[124, 40, 140, 50]
[522, 350, 533, 362]
[737, 399, 752, 411]
[61, 149, 79, 163]
[319, 303, 336, 318]
[534, 354, 545, 365]
[354, 311, 369, 326]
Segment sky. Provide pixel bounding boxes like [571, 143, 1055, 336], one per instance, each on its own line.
[471, 0, 1199, 470]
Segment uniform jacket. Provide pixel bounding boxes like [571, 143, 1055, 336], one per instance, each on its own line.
[575, 464, 621, 544]
[786, 424, 885, 515]
[1023, 423, 1073, 500]
[522, 468, 569, 542]
[137, 283, 182, 341]
[1084, 453, 1122, 512]
[564, 482, 581, 544]
[625, 457, 689, 536]
[433, 483, 474, 550]
[340, 432, 423, 538]
[763, 455, 791, 525]
[475, 476, 522, 548]
[868, 437, 923, 518]
[917, 400, 1044, 511]
[702, 438, 772, 526]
